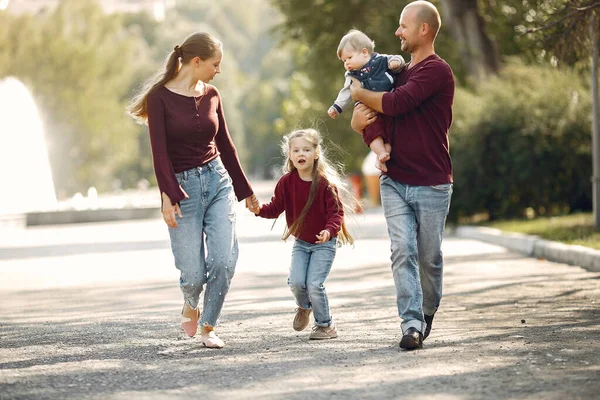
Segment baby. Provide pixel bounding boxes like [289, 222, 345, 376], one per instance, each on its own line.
[328, 29, 405, 171]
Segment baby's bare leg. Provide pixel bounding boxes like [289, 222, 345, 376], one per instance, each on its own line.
[369, 137, 389, 172]
[384, 142, 392, 154]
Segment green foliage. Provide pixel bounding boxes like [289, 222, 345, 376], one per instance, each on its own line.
[126, 0, 288, 176]
[478, 0, 599, 68]
[271, 0, 465, 172]
[483, 213, 600, 250]
[0, 0, 144, 196]
[0, 0, 290, 196]
[450, 60, 592, 221]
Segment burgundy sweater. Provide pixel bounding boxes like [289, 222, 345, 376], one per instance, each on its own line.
[147, 85, 253, 205]
[374, 54, 454, 186]
[258, 170, 344, 244]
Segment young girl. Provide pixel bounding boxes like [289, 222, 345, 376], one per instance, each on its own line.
[253, 129, 359, 340]
[127, 32, 259, 348]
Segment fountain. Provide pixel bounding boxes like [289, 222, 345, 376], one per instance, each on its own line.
[0, 77, 160, 227]
[0, 77, 57, 215]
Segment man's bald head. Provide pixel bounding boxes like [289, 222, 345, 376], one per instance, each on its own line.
[404, 1, 441, 40]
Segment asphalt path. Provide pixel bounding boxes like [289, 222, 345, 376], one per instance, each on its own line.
[1, 203, 599, 399]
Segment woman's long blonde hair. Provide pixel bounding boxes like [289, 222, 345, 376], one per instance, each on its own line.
[127, 32, 222, 125]
[281, 128, 362, 245]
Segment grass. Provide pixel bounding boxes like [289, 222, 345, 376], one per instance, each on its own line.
[481, 212, 600, 250]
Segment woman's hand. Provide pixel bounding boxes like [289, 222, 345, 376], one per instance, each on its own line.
[245, 194, 260, 214]
[161, 190, 188, 228]
[351, 103, 378, 134]
[315, 230, 331, 244]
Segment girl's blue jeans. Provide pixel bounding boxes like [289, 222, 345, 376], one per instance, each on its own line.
[288, 238, 337, 327]
[168, 157, 238, 327]
[380, 175, 453, 335]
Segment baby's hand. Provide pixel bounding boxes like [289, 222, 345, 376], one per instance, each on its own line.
[389, 59, 402, 70]
[315, 230, 331, 244]
[327, 107, 339, 119]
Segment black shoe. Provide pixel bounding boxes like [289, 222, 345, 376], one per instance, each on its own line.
[399, 327, 423, 350]
[424, 314, 434, 340]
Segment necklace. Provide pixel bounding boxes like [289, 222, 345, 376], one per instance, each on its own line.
[193, 84, 207, 111]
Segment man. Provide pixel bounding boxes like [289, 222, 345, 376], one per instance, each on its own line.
[350, 0, 454, 350]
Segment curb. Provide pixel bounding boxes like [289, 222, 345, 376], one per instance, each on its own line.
[455, 225, 600, 273]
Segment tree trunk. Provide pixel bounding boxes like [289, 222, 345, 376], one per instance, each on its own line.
[591, 14, 600, 229]
[439, 0, 500, 81]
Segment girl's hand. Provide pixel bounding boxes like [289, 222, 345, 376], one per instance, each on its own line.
[161, 191, 188, 228]
[315, 230, 331, 244]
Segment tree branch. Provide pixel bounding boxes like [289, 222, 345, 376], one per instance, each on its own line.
[524, 1, 600, 34]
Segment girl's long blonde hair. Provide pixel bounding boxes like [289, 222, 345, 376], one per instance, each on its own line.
[127, 32, 222, 125]
[281, 128, 362, 245]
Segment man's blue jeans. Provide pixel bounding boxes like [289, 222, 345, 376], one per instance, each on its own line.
[168, 157, 238, 327]
[380, 175, 452, 335]
[288, 238, 337, 327]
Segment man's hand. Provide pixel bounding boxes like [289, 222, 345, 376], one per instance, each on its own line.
[351, 103, 377, 134]
[349, 77, 363, 101]
[315, 230, 331, 244]
[327, 107, 339, 119]
[349, 77, 385, 112]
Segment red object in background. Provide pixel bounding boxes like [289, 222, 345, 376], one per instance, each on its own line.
[349, 174, 364, 213]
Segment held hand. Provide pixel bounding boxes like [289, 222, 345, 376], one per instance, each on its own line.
[315, 230, 331, 244]
[245, 194, 260, 214]
[327, 107, 338, 119]
[161, 192, 183, 228]
[351, 103, 377, 134]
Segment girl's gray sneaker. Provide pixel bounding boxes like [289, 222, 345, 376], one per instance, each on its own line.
[309, 323, 338, 340]
[293, 307, 312, 331]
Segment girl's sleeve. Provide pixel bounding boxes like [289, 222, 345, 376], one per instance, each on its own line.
[324, 184, 344, 238]
[214, 89, 254, 201]
[258, 178, 286, 219]
[147, 92, 186, 205]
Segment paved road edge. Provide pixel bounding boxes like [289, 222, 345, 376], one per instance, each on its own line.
[454, 225, 600, 273]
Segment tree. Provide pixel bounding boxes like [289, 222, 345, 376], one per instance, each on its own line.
[438, 0, 500, 80]
[269, 0, 502, 172]
[0, 0, 144, 197]
[521, 0, 600, 227]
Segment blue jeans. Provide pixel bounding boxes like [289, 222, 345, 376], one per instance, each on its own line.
[288, 238, 337, 327]
[168, 157, 238, 327]
[380, 175, 452, 335]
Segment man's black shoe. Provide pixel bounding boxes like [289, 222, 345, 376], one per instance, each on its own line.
[399, 327, 423, 350]
[424, 314, 434, 340]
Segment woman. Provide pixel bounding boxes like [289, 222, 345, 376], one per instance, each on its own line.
[128, 32, 259, 348]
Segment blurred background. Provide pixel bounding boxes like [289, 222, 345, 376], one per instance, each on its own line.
[0, 0, 597, 224]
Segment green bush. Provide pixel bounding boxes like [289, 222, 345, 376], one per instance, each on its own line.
[449, 61, 592, 222]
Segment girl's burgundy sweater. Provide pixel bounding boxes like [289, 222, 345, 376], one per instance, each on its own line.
[258, 170, 344, 244]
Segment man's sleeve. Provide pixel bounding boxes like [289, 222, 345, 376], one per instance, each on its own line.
[381, 61, 452, 116]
